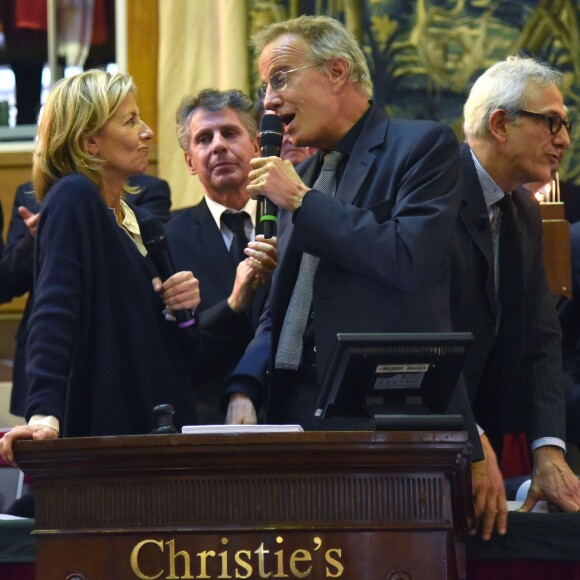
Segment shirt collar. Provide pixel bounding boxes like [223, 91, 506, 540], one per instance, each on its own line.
[120, 199, 147, 256]
[470, 148, 506, 216]
[332, 101, 372, 158]
[205, 194, 257, 232]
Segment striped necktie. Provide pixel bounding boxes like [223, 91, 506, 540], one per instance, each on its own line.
[275, 151, 344, 370]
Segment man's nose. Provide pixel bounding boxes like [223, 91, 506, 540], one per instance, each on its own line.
[558, 126, 571, 149]
[263, 86, 282, 111]
[212, 133, 228, 150]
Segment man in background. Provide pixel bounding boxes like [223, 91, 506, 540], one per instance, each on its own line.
[280, 131, 318, 167]
[452, 55, 580, 540]
[166, 89, 277, 424]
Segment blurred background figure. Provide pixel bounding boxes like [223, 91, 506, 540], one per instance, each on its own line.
[0, 0, 115, 125]
[280, 132, 318, 167]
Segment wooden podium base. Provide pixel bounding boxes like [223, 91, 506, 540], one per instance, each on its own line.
[15, 430, 474, 579]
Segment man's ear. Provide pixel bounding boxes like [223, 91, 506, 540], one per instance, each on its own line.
[184, 151, 197, 176]
[326, 57, 349, 93]
[488, 109, 511, 143]
[251, 136, 260, 158]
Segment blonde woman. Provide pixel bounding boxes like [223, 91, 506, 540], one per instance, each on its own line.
[1, 70, 200, 464]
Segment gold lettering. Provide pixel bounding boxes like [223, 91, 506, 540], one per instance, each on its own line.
[273, 550, 288, 578]
[325, 549, 344, 578]
[289, 550, 312, 578]
[234, 550, 253, 579]
[196, 550, 216, 579]
[273, 536, 288, 578]
[128, 534, 345, 580]
[218, 537, 232, 579]
[254, 543, 272, 578]
[130, 539, 164, 580]
[166, 539, 194, 580]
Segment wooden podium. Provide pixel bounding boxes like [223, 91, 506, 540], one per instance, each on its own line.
[540, 202, 571, 298]
[15, 431, 474, 580]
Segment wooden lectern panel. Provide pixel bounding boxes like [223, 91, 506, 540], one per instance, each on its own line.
[15, 431, 473, 580]
[540, 203, 572, 298]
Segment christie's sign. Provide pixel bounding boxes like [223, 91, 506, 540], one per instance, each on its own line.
[130, 535, 345, 579]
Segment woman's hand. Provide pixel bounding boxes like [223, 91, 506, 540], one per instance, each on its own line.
[153, 271, 201, 313]
[0, 425, 58, 466]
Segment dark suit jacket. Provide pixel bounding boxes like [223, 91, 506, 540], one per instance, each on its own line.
[450, 144, 566, 453]
[558, 221, 580, 442]
[0, 174, 171, 415]
[560, 180, 580, 224]
[165, 198, 268, 423]
[226, 104, 480, 452]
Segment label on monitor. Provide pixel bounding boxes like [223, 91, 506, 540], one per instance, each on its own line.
[373, 363, 429, 390]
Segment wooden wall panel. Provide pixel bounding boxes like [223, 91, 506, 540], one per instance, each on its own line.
[126, 0, 158, 135]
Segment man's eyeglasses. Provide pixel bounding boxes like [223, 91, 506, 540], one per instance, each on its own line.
[258, 63, 323, 100]
[516, 109, 572, 135]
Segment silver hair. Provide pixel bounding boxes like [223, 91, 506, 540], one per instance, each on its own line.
[176, 88, 257, 152]
[463, 55, 564, 140]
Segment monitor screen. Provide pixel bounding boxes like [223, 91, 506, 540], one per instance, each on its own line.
[314, 332, 473, 428]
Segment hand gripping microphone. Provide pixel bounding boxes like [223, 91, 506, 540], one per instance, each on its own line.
[258, 114, 283, 238]
[139, 216, 196, 333]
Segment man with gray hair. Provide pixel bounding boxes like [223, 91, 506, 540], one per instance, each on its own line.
[166, 88, 278, 423]
[451, 55, 580, 540]
[224, 15, 480, 460]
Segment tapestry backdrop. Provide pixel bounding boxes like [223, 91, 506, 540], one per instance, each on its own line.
[248, 0, 580, 181]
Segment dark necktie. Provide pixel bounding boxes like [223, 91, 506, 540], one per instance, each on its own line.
[275, 151, 344, 370]
[496, 194, 522, 333]
[221, 212, 250, 265]
[490, 199, 503, 330]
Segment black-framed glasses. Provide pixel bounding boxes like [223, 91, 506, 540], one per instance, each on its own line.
[258, 63, 323, 100]
[516, 109, 572, 135]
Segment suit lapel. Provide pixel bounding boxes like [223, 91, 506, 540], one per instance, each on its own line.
[336, 105, 386, 205]
[297, 105, 385, 208]
[459, 145, 497, 316]
[193, 199, 237, 292]
[299, 155, 320, 190]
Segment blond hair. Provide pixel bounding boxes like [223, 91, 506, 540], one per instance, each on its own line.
[33, 69, 136, 200]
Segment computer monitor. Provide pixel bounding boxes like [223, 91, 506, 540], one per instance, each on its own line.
[314, 332, 473, 430]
